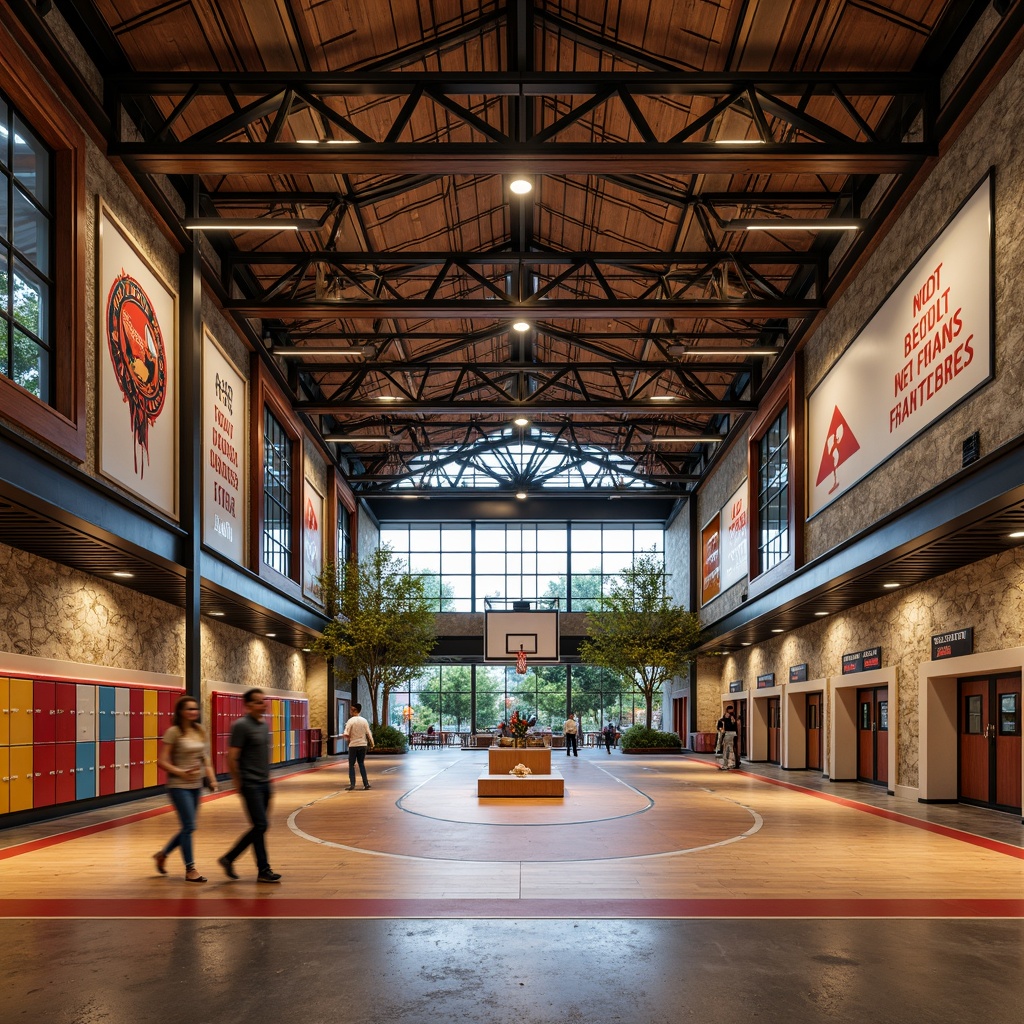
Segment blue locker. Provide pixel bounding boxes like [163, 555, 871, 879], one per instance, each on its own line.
[284, 703, 292, 759]
[75, 742, 96, 799]
[98, 687, 116, 742]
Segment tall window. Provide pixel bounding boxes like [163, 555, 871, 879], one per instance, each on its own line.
[757, 406, 789, 573]
[263, 408, 292, 577]
[337, 501, 351, 565]
[0, 90, 54, 403]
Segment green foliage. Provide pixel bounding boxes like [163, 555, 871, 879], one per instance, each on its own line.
[371, 723, 408, 752]
[619, 725, 682, 751]
[312, 547, 437, 726]
[578, 551, 700, 728]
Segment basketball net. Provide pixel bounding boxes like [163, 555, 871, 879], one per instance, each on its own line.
[515, 646, 528, 675]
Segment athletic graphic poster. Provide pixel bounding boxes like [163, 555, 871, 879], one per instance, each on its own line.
[303, 477, 324, 603]
[98, 203, 178, 518]
[807, 174, 993, 516]
[202, 331, 247, 564]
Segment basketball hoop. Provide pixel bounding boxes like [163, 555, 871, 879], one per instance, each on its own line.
[515, 646, 528, 675]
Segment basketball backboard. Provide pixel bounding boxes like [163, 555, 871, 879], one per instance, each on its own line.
[484, 609, 560, 663]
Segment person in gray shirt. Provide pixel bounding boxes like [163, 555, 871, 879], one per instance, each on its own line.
[218, 688, 281, 883]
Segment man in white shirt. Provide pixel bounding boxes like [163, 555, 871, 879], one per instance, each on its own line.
[563, 712, 579, 757]
[343, 703, 375, 790]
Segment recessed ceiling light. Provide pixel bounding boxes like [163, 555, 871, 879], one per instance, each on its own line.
[509, 178, 533, 195]
[112, 571, 134, 579]
[183, 217, 320, 232]
[726, 219, 865, 232]
[512, 321, 530, 332]
[814, 611, 828, 617]
[514, 417, 530, 427]
[771, 629, 783, 633]
[714, 138, 765, 145]
[302, 647, 311, 653]
[883, 582, 900, 589]
[741, 642, 751, 647]
[265, 632, 276, 637]
[515, 491, 528, 500]
[209, 611, 225, 617]
[650, 395, 675, 401]
[377, 395, 400, 401]
[1009, 531, 1024, 539]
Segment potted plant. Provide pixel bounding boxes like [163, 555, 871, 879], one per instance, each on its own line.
[619, 725, 683, 755]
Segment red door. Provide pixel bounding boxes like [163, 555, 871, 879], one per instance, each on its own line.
[767, 698, 781, 764]
[733, 699, 747, 761]
[959, 674, 1022, 813]
[857, 686, 888, 786]
[806, 692, 822, 771]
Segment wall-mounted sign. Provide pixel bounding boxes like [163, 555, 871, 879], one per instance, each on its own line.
[789, 664, 808, 683]
[202, 331, 247, 564]
[728, 680, 744, 693]
[842, 647, 883, 674]
[756, 672, 776, 689]
[931, 628, 974, 660]
[700, 515, 721, 605]
[98, 202, 178, 518]
[720, 480, 749, 590]
[807, 173, 993, 515]
[303, 478, 324, 603]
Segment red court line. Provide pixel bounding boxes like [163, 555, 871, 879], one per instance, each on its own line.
[0, 763, 328, 862]
[683, 755, 1024, 860]
[1, 897, 1021, 920]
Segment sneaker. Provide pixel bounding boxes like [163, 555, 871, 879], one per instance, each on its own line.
[345, 785, 355, 791]
[217, 855, 239, 880]
[363, 784, 371, 790]
[257, 870, 282, 883]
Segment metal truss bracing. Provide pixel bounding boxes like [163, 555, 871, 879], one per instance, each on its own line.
[68, 0, 995, 497]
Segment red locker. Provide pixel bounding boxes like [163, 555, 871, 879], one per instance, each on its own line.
[158, 689, 175, 735]
[54, 743, 76, 804]
[33, 680, 57, 744]
[55, 682, 78, 743]
[129, 736, 145, 789]
[130, 688, 146, 739]
[32, 743, 56, 807]
[98, 741, 116, 796]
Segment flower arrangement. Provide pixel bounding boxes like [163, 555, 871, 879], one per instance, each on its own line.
[510, 763, 533, 777]
[508, 711, 530, 741]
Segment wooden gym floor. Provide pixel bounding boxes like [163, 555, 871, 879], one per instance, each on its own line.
[2, 748, 1023, 1024]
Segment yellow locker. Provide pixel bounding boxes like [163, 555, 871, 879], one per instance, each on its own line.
[0, 747, 9, 815]
[144, 738, 158, 787]
[144, 689, 159, 739]
[0, 677, 9, 747]
[9, 745, 33, 812]
[9, 679, 34, 746]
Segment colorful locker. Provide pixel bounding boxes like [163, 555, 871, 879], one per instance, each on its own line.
[114, 687, 130, 740]
[8, 745, 33, 812]
[55, 682, 77, 743]
[284, 701, 292, 760]
[0, 747, 9, 814]
[8, 678, 33, 746]
[54, 744, 76, 804]
[144, 689, 159, 739]
[143, 738, 158, 788]
[76, 741, 97, 799]
[0, 678, 9, 747]
[98, 741, 116, 796]
[114, 739, 131, 792]
[32, 680, 56, 745]
[98, 687, 116, 742]
[77, 685, 96, 741]
[32, 743, 55, 807]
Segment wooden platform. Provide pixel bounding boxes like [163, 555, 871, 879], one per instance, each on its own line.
[486, 746, 551, 775]
[477, 772, 564, 797]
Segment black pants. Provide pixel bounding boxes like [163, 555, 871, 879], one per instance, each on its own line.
[349, 745, 369, 785]
[225, 781, 271, 873]
[604, 734, 613, 753]
[565, 733, 578, 756]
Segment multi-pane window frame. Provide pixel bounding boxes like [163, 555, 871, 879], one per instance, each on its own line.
[746, 363, 803, 596]
[0, 25, 85, 461]
[253, 368, 303, 592]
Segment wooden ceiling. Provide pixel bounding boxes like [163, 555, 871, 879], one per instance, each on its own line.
[60, 0, 996, 498]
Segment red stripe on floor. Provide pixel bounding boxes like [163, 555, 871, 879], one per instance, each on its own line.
[0, 897, 1021, 919]
[683, 756, 1024, 859]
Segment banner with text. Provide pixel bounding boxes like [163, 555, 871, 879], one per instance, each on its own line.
[202, 332, 247, 564]
[720, 480, 748, 591]
[700, 515, 721, 606]
[808, 175, 993, 515]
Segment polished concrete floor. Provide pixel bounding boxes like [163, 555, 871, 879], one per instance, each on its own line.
[2, 749, 1022, 1023]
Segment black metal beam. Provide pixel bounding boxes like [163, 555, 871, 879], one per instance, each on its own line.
[298, 399, 754, 415]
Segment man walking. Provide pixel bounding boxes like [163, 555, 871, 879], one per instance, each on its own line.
[717, 704, 740, 770]
[563, 712, 579, 756]
[219, 688, 281, 883]
[344, 703, 375, 790]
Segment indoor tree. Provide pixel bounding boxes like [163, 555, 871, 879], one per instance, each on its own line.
[313, 546, 437, 727]
[578, 551, 700, 729]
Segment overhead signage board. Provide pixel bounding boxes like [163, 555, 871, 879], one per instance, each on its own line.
[931, 628, 973, 660]
[728, 680, 744, 693]
[807, 173, 993, 515]
[789, 664, 808, 683]
[842, 647, 883, 674]
[756, 673, 776, 689]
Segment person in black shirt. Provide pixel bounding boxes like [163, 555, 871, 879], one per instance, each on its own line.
[716, 705, 739, 770]
[218, 688, 282, 883]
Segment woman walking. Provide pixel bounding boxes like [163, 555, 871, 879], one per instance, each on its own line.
[154, 696, 218, 882]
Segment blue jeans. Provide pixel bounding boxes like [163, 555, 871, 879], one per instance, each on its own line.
[162, 787, 201, 868]
[348, 745, 369, 785]
[224, 782, 271, 873]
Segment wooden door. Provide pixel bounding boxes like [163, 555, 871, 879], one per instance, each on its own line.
[959, 674, 1022, 813]
[857, 686, 888, 786]
[733, 699, 747, 760]
[767, 698, 781, 763]
[806, 692, 822, 771]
